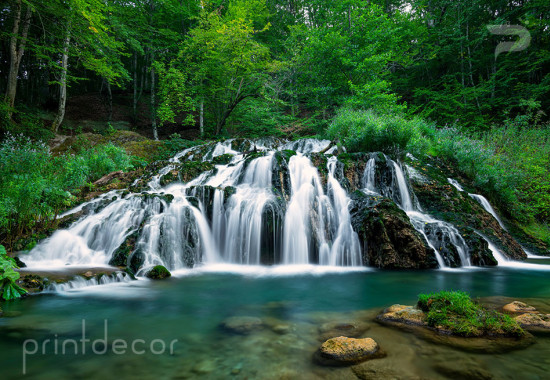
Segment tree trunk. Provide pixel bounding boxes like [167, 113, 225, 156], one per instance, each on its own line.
[106, 79, 113, 122]
[133, 53, 138, 119]
[4, 0, 32, 119]
[199, 97, 204, 137]
[151, 51, 158, 140]
[52, 23, 71, 133]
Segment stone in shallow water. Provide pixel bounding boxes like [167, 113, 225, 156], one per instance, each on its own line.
[376, 304, 427, 326]
[315, 336, 384, 366]
[433, 361, 494, 380]
[221, 316, 264, 335]
[352, 360, 422, 380]
[502, 301, 537, 315]
[515, 313, 550, 333]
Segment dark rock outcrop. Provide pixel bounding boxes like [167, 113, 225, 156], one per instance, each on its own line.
[350, 191, 438, 269]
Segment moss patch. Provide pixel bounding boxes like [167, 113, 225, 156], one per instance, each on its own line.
[418, 291, 525, 337]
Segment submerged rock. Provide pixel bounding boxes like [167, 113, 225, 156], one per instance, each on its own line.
[145, 265, 171, 280]
[433, 361, 494, 380]
[315, 336, 383, 366]
[221, 316, 264, 335]
[318, 321, 370, 341]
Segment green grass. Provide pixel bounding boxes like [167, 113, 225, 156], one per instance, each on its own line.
[417, 291, 525, 337]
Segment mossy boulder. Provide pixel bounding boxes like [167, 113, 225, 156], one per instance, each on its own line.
[145, 265, 171, 280]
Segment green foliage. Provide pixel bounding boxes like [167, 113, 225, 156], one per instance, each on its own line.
[417, 291, 524, 337]
[326, 108, 431, 156]
[425, 120, 550, 225]
[0, 245, 27, 300]
[0, 135, 134, 247]
[154, 134, 203, 161]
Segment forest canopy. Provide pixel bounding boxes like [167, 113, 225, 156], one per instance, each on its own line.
[1, 0, 549, 245]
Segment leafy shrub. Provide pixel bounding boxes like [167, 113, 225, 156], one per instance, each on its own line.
[0, 135, 134, 247]
[326, 108, 431, 156]
[0, 245, 27, 300]
[155, 133, 203, 160]
[417, 290, 524, 337]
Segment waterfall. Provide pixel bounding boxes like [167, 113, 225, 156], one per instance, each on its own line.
[469, 193, 507, 230]
[447, 176, 507, 231]
[27, 139, 488, 273]
[326, 157, 362, 266]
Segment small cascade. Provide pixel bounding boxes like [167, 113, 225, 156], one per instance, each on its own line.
[47, 272, 133, 293]
[364, 159, 472, 268]
[447, 177, 507, 231]
[25, 196, 149, 268]
[480, 235, 508, 265]
[362, 158, 377, 194]
[447, 178, 465, 192]
[392, 161, 414, 211]
[469, 193, 507, 230]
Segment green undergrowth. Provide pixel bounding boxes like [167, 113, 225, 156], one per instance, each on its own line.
[417, 291, 525, 337]
[0, 134, 134, 248]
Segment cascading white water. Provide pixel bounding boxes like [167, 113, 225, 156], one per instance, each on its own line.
[282, 154, 326, 264]
[326, 157, 362, 266]
[447, 177, 507, 231]
[447, 178, 465, 192]
[362, 158, 377, 194]
[392, 161, 414, 211]
[469, 193, 507, 230]
[25, 196, 148, 268]
[47, 272, 133, 293]
[27, 138, 487, 274]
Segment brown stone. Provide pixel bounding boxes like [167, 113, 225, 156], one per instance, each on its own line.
[315, 336, 383, 366]
[502, 301, 537, 315]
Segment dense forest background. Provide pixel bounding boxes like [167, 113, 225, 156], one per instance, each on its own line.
[0, 0, 549, 249]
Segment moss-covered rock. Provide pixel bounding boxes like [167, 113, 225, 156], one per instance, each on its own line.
[109, 231, 139, 267]
[145, 265, 171, 280]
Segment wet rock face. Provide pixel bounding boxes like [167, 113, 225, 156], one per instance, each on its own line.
[315, 336, 384, 366]
[350, 192, 438, 269]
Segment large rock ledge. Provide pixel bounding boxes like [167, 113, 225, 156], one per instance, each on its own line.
[376, 304, 536, 353]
